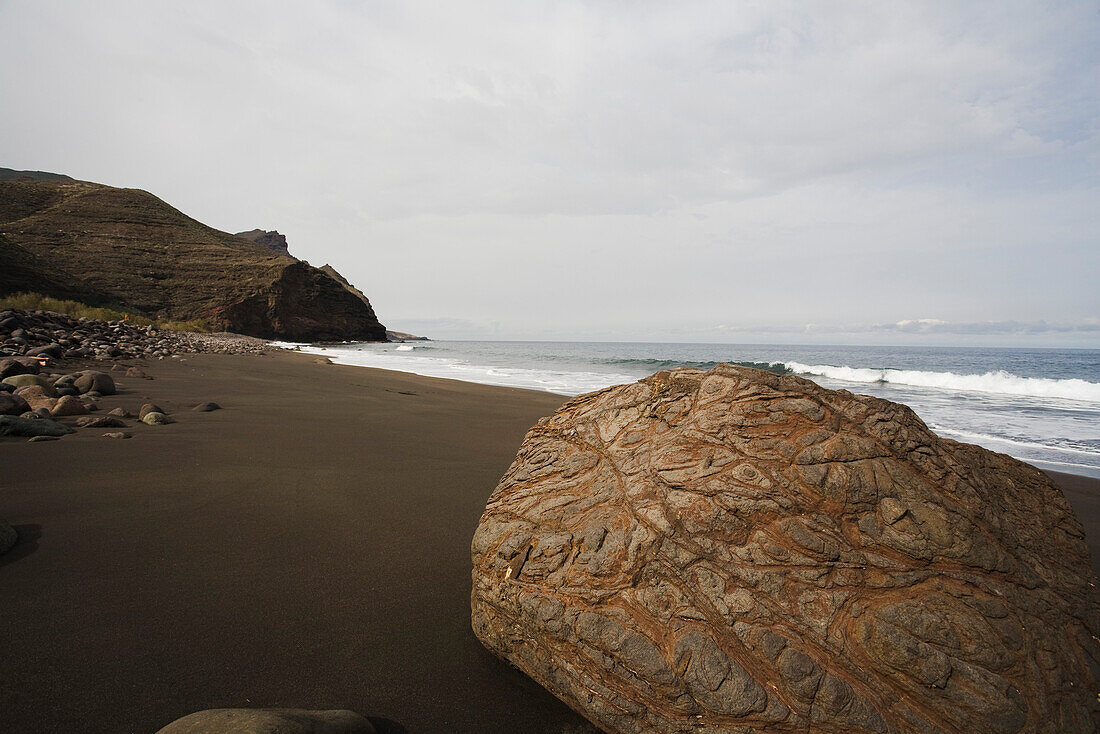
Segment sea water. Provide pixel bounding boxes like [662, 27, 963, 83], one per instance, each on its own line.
[274, 340, 1100, 479]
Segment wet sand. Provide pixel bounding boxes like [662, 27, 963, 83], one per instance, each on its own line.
[2, 350, 1097, 733]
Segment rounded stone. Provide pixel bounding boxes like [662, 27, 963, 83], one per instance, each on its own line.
[0, 392, 29, 416]
[139, 403, 164, 420]
[73, 371, 116, 395]
[141, 411, 175, 425]
[51, 395, 90, 417]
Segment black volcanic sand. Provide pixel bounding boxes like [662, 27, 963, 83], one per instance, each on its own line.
[2, 351, 1098, 734]
[1, 351, 594, 734]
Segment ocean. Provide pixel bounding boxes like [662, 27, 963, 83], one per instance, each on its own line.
[273, 340, 1100, 479]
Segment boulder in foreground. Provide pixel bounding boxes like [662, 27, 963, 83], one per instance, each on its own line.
[471, 365, 1100, 734]
[155, 708, 375, 734]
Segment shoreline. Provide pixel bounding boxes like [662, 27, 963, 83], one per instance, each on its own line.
[282, 342, 1100, 480]
[1, 349, 1098, 732]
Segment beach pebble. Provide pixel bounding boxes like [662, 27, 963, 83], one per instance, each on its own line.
[0, 520, 16, 555]
[154, 708, 376, 734]
[142, 411, 175, 425]
[192, 402, 221, 412]
[75, 415, 127, 428]
[108, 407, 132, 418]
[102, 432, 132, 439]
[139, 403, 165, 420]
[125, 366, 150, 379]
[51, 395, 90, 416]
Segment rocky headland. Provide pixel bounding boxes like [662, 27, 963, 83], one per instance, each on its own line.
[0, 168, 386, 342]
[472, 364, 1100, 733]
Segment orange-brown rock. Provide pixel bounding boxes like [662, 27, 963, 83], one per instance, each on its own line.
[471, 365, 1100, 734]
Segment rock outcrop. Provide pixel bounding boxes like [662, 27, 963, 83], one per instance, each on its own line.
[235, 229, 293, 258]
[0, 174, 386, 341]
[471, 365, 1100, 734]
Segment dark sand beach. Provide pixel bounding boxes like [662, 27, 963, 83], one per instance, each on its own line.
[2, 350, 1098, 733]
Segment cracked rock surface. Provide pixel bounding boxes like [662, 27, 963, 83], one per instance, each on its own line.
[471, 365, 1100, 734]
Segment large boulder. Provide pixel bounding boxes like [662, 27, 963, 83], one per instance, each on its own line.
[154, 708, 375, 734]
[471, 365, 1100, 734]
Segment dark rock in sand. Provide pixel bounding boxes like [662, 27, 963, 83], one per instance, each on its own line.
[192, 401, 221, 412]
[74, 371, 116, 395]
[139, 403, 164, 420]
[0, 392, 30, 416]
[125, 366, 150, 379]
[28, 435, 60, 442]
[154, 708, 376, 734]
[0, 415, 76, 437]
[0, 520, 16, 555]
[51, 395, 89, 416]
[471, 364, 1100, 734]
[102, 431, 132, 439]
[75, 415, 126, 428]
[108, 407, 132, 418]
[141, 411, 174, 425]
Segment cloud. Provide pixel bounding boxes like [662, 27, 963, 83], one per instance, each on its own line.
[0, 1, 1096, 345]
[871, 319, 1100, 336]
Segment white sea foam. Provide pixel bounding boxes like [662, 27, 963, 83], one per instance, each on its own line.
[282, 343, 633, 395]
[782, 362, 1100, 402]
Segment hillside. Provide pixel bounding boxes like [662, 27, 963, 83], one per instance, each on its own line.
[0, 170, 386, 341]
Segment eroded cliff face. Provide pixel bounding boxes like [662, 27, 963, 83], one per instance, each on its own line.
[472, 365, 1100, 734]
[216, 261, 386, 342]
[0, 176, 386, 342]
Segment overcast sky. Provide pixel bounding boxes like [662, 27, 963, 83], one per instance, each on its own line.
[1, 1, 1097, 345]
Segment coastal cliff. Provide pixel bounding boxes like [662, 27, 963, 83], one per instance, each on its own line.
[0, 169, 386, 342]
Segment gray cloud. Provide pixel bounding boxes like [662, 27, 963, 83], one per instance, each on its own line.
[1, 1, 1096, 345]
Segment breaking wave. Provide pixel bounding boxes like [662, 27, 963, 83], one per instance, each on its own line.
[782, 362, 1100, 402]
